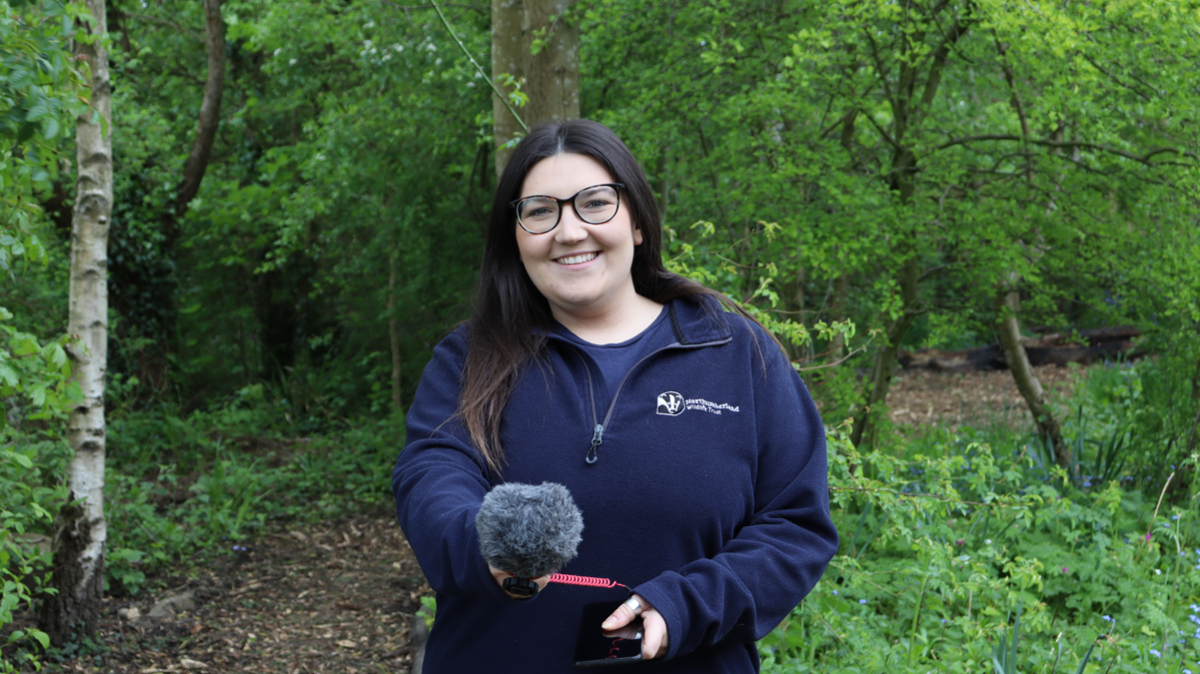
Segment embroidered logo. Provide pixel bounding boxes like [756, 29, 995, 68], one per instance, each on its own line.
[656, 391, 685, 416]
[656, 392, 741, 416]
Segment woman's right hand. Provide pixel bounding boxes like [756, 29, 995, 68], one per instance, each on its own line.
[489, 564, 551, 599]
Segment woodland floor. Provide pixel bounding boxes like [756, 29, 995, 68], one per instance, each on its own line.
[9, 364, 1086, 674]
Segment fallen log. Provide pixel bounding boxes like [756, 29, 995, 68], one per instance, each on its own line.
[900, 326, 1141, 372]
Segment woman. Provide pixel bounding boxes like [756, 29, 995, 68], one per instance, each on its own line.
[393, 119, 837, 672]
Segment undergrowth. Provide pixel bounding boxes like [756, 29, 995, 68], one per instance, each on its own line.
[5, 352, 1197, 672]
[760, 354, 1200, 673]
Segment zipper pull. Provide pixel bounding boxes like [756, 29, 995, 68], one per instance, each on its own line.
[586, 424, 604, 464]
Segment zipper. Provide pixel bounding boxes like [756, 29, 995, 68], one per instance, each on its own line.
[570, 337, 732, 465]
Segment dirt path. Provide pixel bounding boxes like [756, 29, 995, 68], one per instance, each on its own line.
[883, 363, 1083, 432]
[31, 510, 429, 674]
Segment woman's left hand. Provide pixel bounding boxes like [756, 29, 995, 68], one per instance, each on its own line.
[602, 594, 669, 660]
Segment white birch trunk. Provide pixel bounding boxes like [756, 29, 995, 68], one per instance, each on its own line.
[40, 0, 111, 645]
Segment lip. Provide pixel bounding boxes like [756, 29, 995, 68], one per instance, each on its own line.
[553, 251, 601, 266]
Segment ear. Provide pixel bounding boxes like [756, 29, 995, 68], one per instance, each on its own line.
[633, 221, 644, 246]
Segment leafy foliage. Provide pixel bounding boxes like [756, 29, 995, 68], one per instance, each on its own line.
[760, 361, 1200, 673]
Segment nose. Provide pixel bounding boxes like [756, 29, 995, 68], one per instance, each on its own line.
[554, 208, 589, 244]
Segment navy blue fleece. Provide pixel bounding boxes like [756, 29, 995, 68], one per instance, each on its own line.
[393, 297, 838, 673]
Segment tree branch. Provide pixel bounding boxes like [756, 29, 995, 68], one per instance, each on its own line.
[917, 18, 970, 115]
[125, 12, 203, 42]
[1079, 52, 1155, 102]
[934, 134, 1197, 165]
[863, 28, 897, 117]
[378, 0, 487, 13]
[862, 111, 902, 152]
[174, 0, 226, 220]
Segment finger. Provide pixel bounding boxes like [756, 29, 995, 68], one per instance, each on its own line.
[601, 602, 636, 630]
[489, 565, 552, 598]
[641, 609, 669, 659]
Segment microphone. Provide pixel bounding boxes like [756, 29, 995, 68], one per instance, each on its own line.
[475, 482, 584, 597]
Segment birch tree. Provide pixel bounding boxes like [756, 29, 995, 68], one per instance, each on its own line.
[39, 0, 111, 645]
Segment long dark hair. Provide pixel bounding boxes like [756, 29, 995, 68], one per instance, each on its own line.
[460, 119, 750, 476]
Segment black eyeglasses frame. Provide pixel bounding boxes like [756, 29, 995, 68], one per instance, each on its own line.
[510, 183, 626, 235]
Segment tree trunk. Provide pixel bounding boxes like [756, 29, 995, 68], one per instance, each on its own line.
[40, 0, 112, 645]
[173, 0, 226, 224]
[1186, 354, 1200, 453]
[491, 0, 579, 177]
[491, 0, 525, 177]
[828, 273, 850, 361]
[388, 240, 403, 415]
[523, 0, 579, 125]
[117, 0, 224, 393]
[850, 257, 921, 448]
[995, 285, 1070, 468]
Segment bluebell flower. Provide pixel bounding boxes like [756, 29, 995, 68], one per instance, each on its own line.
[859, 599, 867, 605]
[1150, 649, 1161, 658]
[832, 590, 838, 595]
[1102, 615, 1113, 622]
[1174, 514, 1181, 520]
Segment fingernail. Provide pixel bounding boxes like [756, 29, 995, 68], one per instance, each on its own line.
[602, 618, 615, 628]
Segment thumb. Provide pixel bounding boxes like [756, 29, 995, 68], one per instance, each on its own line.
[601, 595, 644, 629]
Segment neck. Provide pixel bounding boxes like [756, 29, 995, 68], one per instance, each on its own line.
[552, 290, 664, 344]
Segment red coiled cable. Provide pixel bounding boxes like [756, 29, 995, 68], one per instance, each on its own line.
[548, 573, 628, 591]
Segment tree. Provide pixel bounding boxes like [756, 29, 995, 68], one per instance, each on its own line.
[581, 0, 1197, 462]
[39, 0, 112, 645]
[0, 0, 89, 660]
[492, 0, 579, 175]
[100, 0, 225, 392]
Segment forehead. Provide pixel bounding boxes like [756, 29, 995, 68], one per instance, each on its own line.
[520, 153, 614, 198]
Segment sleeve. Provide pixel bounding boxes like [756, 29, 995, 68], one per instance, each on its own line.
[391, 330, 519, 602]
[632, 325, 839, 660]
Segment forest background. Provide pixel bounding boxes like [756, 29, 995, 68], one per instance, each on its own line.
[3, 0, 1200, 672]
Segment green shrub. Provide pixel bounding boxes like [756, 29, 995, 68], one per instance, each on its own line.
[760, 412, 1200, 673]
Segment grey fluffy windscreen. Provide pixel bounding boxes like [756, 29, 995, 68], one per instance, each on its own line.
[475, 482, 584, 578]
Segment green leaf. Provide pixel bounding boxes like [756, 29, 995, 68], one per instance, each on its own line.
[42, 115, 60, 140]
[0, 362, 17, 388]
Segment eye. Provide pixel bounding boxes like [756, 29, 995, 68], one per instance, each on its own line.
[519, 198, 557, 219]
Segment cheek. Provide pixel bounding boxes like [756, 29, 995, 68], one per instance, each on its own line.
[515, 231, 536, 264]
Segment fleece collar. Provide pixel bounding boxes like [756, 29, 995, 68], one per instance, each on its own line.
[666, 295, 734, 346]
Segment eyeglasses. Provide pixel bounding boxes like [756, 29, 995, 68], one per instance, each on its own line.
[511, 183, 625, 235]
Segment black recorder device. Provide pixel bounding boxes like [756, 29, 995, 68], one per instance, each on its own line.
[574, 600, 644, 667]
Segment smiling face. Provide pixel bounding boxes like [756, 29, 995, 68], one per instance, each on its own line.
[516, 153, 645, 327]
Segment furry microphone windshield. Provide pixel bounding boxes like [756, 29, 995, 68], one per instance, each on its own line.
[476, 482, 584, 579]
